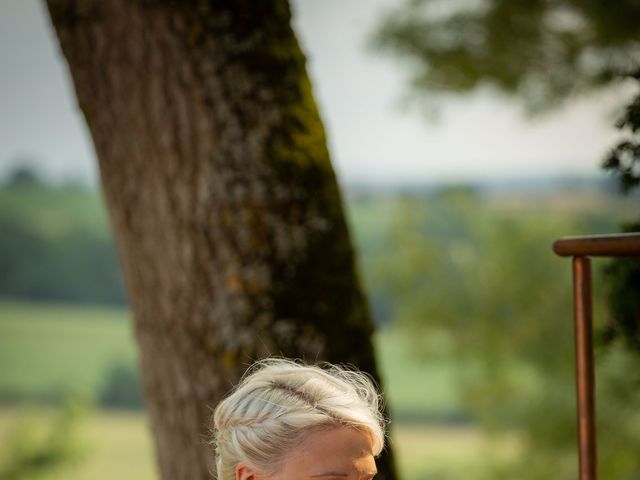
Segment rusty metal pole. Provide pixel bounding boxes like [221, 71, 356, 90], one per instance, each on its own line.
[553, 233, 640, 480]
[572, 256, 597, 480]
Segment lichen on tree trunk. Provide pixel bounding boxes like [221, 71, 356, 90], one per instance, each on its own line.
[45, 1, 397, 479]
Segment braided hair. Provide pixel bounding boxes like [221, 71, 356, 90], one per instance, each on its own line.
[211, 358, 386, 480]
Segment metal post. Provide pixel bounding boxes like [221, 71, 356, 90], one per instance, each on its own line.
[553, 233, 640, 480]
[572, 256, 597, 480]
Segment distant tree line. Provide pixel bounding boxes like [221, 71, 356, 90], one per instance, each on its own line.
[1, 164, 635, 312]
[0, 166, 127, 305]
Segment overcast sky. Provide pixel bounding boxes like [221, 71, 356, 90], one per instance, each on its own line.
[0, 0, 632, 187]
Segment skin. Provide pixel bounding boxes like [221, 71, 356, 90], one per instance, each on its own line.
[235, 425, 378, 480]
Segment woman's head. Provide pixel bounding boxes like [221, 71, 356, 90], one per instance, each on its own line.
[211, 358, 386, 480]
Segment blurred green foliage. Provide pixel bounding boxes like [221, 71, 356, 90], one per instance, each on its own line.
[602, 221, 640, 353]
[348, 187, 640, 479]
[98, 361, 144, 410]
[0, 168, 126, 305]
[0, 395, 89, 480]
[372, 0, 640, 112]
[600, 72, 640, 356]
[602, 69, 640, 194]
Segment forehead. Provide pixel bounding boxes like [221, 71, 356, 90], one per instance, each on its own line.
[278, 425, 377, 478]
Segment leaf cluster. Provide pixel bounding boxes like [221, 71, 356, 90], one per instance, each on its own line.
[372, 0, 640, 111]
[603, 70, 640, 193]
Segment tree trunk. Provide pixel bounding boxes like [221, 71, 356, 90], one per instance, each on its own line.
[45, 1, 397, 479]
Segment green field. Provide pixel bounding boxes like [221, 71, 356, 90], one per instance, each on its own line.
[0, 301, 137, 401]
[374, 331, 463, 420]
[0, 300, 462, 420]
[0, 186, 111, 237]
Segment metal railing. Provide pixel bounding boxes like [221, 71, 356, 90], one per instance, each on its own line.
[552, 232, 640, 480]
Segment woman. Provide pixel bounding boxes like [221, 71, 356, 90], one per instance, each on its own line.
[211, 358, 386, 480]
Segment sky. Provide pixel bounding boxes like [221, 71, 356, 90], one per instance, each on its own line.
[0, 0, 633, 187]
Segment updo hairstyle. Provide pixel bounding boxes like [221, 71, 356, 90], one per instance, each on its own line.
[211, 358, 386, 480]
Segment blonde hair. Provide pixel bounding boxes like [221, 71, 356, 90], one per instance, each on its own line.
[211, 358, 386, 480]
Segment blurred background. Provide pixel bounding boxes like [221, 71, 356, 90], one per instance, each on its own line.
[1, 0, 639, 479]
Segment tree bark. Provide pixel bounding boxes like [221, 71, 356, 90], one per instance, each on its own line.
[45, 1, 397, 479]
